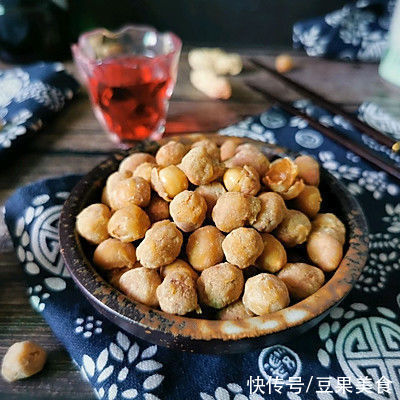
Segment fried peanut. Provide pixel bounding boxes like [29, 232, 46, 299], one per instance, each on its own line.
[294, 155, 320, 186]
[195, 182, 226, 216]
[169, 190, 207, 232]
[256, 233, 287, 273]
[223, 165, 260, 196]
[217, 299, 254, 320]
[307, 231, 343, 272]
[197, 263, 244, 309]
[107, 205, 150, 242]
[226, 146, 270, 176]
[76, 203, 111, 244]
[186, 226, 225, 271]
[275, 209, 311, 247]
[222, 227, 264, 269]
[156, 141, 188, 167]
[119, 267, 161, 307]
[119, 152, 156, 175]
[151, 165, 188, 201]
[146, 195, 170, 222]
[133, 162, 157, 183]
[243, 274, 289, 315]
[136, 220, 183, 269]
[252, 192, 286, 232]
[109, 176, 151, 209]
[220, 138, 242, 161]
[278, 262, 325, 300]
[212, 192, 261, 232]
[157, 272, 198, 315]
[293, 185, 322, 217]
[311, 213, 346, 245]
[160, 259, 198, 281]
[263, 157, 298, 193]
[93, 238, 136, 270]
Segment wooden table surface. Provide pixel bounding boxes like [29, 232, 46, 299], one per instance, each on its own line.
[0, 50, 381, 399]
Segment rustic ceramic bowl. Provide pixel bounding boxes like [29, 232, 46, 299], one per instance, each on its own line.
[59, 134, 369, 354]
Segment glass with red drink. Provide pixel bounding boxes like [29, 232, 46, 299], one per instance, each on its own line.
[72, 26, 181, 145]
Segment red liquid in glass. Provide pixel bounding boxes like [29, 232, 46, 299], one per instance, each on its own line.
[88, 56, 172, 141]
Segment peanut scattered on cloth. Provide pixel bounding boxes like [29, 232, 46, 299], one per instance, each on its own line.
[188, 48, 243, 99]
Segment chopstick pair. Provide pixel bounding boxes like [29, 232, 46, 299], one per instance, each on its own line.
[247, 58, 400, 181]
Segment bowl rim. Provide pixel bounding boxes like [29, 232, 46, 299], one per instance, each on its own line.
[59, 134, 369, 342]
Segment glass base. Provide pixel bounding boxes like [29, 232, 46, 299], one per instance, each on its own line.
[93, 106, 166, 148]
[106, 122, 166, 149]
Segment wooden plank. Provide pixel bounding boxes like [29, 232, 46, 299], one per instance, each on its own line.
[67, 52, 381, 105]
[248, 55, 382, 104]
[0, 154, 105, 192]
[24, 98, 268, 153]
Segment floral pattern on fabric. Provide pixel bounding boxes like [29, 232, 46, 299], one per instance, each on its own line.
[293, 0, 394, 61]
[0, 62, 78, 152]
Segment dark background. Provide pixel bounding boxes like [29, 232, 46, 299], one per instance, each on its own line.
[0, 0, 349, 62]
[70, 0, 348, 48]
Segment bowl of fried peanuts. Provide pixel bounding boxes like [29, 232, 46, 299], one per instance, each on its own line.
[59, 134, 369, 353]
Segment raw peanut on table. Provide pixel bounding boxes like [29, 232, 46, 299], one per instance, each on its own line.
[275, 54, 294, 73]
[190, 69, 232, 100]
[2, 341, 47, 382]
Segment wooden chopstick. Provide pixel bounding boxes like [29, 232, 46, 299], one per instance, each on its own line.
[246, 82, 400, 181]
[250, 57, 398, 151]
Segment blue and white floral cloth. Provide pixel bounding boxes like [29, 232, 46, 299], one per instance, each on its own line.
[359, 101, 400, 141]
[4, 101, 400, 400]
[0, 62, 79, 153]
[293, 0, 395, 61]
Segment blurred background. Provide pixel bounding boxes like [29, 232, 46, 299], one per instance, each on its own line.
[0, 0, 349, 62]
